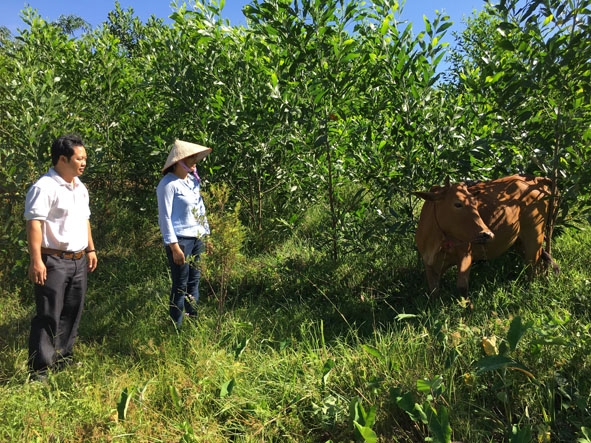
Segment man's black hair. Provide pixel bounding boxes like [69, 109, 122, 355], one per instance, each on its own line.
[51, 134, 84, 166]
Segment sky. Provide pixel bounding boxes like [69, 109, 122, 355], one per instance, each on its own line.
[1, 0, 489, 39]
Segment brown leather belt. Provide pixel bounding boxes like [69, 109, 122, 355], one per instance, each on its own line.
[41, 247, 85, 260]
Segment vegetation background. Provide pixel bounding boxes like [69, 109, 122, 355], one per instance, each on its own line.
[1, 0, 590, 441]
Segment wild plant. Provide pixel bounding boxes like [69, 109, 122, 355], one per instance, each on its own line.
[198, 183, 246, 322]
[473, 313, 591, 442]
[391, 375, 452, 443]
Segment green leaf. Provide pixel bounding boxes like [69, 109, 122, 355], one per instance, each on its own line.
[417, 375, 444, 396]
[169, 385, 182, 410]
[395, 313, 418, 321]
[392, 388, 416, 415]
[352, 399, 377, 428]
[507, 316, 531, 352]
[413, 402, 428, 424]
[497, 39, 515, 51]
[530, 336, 570, 346]
[474, 356, 535, 379]
[117, 387, 134, 421]
[219, 378, 236, 398]
[424, 403, 452, 443]
[353, 422, 378, 443]
[510, 424, 532, 443]
[379, 16, 390, 36]
[322, 359, 335, 386]
[362, 344, 384, 361]
[578, 426, 591, 442]
[474, 355, 515, 371]
[485, 71, 504, 83]
[542, 14, 554, 26]
[234, 337, 249, 359]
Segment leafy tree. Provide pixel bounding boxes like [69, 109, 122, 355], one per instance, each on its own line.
[104, 1, 163, 56]
[0, 9, 80, 268]
[53, 14, 91, 35]
[451, 0, 591, 249]
[0, 9, 75, 185]
[347, 0, 454, 239]
[2, 0, 590, 273]
[0, 26, 11, 45]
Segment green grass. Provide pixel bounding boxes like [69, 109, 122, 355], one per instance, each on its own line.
[1, 213, 590, 442]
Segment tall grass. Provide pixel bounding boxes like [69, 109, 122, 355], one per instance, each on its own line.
[0, 199, 590, 442]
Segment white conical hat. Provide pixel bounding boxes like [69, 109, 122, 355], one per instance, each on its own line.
[162, 139, 212, 173]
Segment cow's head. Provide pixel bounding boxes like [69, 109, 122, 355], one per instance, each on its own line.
[415, 181, 494, 244]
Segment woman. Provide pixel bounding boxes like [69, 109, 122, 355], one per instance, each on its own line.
[156, 139, 211, 329]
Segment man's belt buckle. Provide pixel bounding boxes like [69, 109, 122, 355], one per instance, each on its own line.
[60, 251, 85, 260]
[42, 248, 85, 260]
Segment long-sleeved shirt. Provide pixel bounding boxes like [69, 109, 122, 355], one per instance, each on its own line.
[156, 172, 209, 245]
[24, 167, 90, 252]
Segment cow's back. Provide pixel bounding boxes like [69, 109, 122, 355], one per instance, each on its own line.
[468, 174, 551, 262]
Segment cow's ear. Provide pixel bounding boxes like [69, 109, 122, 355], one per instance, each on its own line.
[444, 176, 451, 187]
[414, 191, 439, 201]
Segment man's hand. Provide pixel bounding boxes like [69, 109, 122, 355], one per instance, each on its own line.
[28, 258, 47, 286]
[87, 251, 98, 272]
[26, 220, 46, 285]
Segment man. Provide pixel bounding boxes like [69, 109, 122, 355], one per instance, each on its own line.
[24, 134, 98, 380]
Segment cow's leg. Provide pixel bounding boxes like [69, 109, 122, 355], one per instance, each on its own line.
[456, 254, 473, 294]
[518, 230, 545, 277]
[425, 265, 441, 296]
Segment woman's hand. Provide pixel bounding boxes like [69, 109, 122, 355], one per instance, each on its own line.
[170, 243, 185, 265]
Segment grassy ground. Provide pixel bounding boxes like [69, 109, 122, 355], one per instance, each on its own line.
[0, 215, 590, 442]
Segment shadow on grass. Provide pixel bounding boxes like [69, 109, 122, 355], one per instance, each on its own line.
[76, 247, 174, 356]
[0, 285, 32, 382]
[21, 233, 559, 371]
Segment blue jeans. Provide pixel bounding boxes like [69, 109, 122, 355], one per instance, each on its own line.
[165, 237, 204, 328]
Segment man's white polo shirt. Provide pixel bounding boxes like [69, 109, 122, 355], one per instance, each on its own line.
[24, 167, 90, 252]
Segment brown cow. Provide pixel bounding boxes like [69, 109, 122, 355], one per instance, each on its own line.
[415, 174, 558, 295]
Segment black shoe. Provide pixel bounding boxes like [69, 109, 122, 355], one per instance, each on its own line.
[29, 369, 49, 383]
[55, 356, 74, 371]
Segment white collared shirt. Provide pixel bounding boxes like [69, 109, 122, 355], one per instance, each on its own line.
[24, 167, 90, 251]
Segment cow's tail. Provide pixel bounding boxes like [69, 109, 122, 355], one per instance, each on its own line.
[541, 249, 560, 275]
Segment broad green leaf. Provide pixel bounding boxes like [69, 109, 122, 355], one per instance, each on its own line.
[510, 424, 532, 443]
[424, 403, 452, 443]
[219, 378, 236, 398]
[169, 385, 182, 410]
[322, 359, 335, 386]
[392, 388, 415, 415]
[117, 387, 134, 421]
[578, 426, 591, 442]
[362, 344, 384, 361]
[474, 356, 535, 379]
[417, 376, 444, 396]
[353, 422, 378, 443]
[507, 316, 531, 352]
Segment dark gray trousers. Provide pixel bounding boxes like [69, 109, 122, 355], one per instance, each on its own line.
[28, 254, 87, 371]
